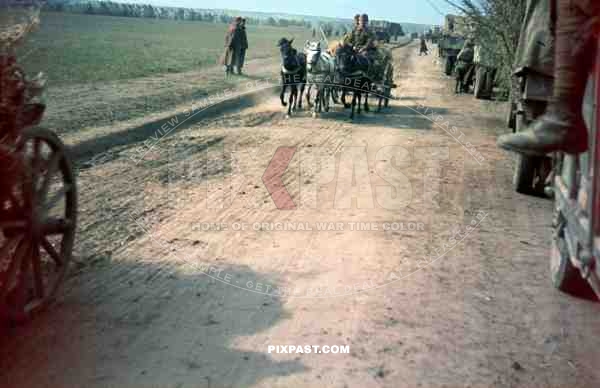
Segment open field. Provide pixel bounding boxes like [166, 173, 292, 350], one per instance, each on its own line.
[20, 12, 313, 85]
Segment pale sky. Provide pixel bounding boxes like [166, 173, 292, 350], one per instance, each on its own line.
[124, 0, 455, 25]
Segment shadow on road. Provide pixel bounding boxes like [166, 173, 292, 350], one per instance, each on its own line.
[312, 103, 450, 130]
[70, 89, 279, 165]
[0, 257, 304, 388]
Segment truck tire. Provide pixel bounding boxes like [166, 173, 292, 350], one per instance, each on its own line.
[506, 101, 517, 130]
[474, 66, 494, 100]
[475, 66, 492, 99]
[485, 68, 496, 96]
[444, 56, 454, 76]
[474, 66, 485, 99]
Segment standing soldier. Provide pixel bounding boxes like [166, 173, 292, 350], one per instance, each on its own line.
[454, 40, 475, 93]
[419, 35, 429, 55]
[221, 16, 243, 76]
[237, 18, 248, 75]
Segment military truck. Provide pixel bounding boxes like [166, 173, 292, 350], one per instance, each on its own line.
[431, 26, 442, 44]
[372, 27, 391, 43]
[389, 22, 404, 38]
[371, 20, 405, 42]
[425, 29, 433, 41]
[438, 14, 469, 75]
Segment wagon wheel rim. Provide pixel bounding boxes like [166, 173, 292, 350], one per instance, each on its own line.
[4, 128, 77, 319]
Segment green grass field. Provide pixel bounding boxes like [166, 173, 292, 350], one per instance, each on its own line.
[20, 12, 312, 85]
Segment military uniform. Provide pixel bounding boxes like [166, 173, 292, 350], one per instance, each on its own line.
[455, 42, 475, 92]
[342, 27, 376, 51]
[342, 26, 393, 81]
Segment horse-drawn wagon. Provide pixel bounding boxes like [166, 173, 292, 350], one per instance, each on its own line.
[0, 52, 77, 322]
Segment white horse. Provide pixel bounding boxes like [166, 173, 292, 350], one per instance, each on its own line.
[303, 40, 337, 117]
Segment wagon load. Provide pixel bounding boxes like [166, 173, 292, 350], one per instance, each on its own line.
[369, 46, 392, 80]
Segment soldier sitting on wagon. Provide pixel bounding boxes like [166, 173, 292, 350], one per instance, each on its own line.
[342, 14, 392, 80]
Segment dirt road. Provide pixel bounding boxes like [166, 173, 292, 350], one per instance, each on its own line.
[1, 42, 599, 388]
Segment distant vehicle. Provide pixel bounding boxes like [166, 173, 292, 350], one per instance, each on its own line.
[372, 27, 391, 43]
[370, 20, 404, 42]
[438, 14, 470, 76]
[431, 25, 442, 44]
[439, 35, 465, 75]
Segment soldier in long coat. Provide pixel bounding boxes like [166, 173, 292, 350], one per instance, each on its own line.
[222, 17, 243, 75]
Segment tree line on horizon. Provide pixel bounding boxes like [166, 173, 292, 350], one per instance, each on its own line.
[43, 1, 313, 28]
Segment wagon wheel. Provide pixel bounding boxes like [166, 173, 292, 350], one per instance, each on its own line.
[3, 127, 77, 322]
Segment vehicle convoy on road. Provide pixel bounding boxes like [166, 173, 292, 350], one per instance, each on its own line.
[3, 3, 600, 388]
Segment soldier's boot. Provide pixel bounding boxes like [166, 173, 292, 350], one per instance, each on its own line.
[498, 0, 599, 156]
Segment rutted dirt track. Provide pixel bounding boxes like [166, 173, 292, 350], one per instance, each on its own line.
[1, 42, 600, 388]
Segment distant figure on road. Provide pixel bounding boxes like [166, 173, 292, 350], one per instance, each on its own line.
[419, 36, 428, 55]
[221, 16, 243, 76]
[237, 18, 248, 75]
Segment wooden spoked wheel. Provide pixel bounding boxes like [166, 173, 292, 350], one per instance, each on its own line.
[1, 127, 77, 322]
